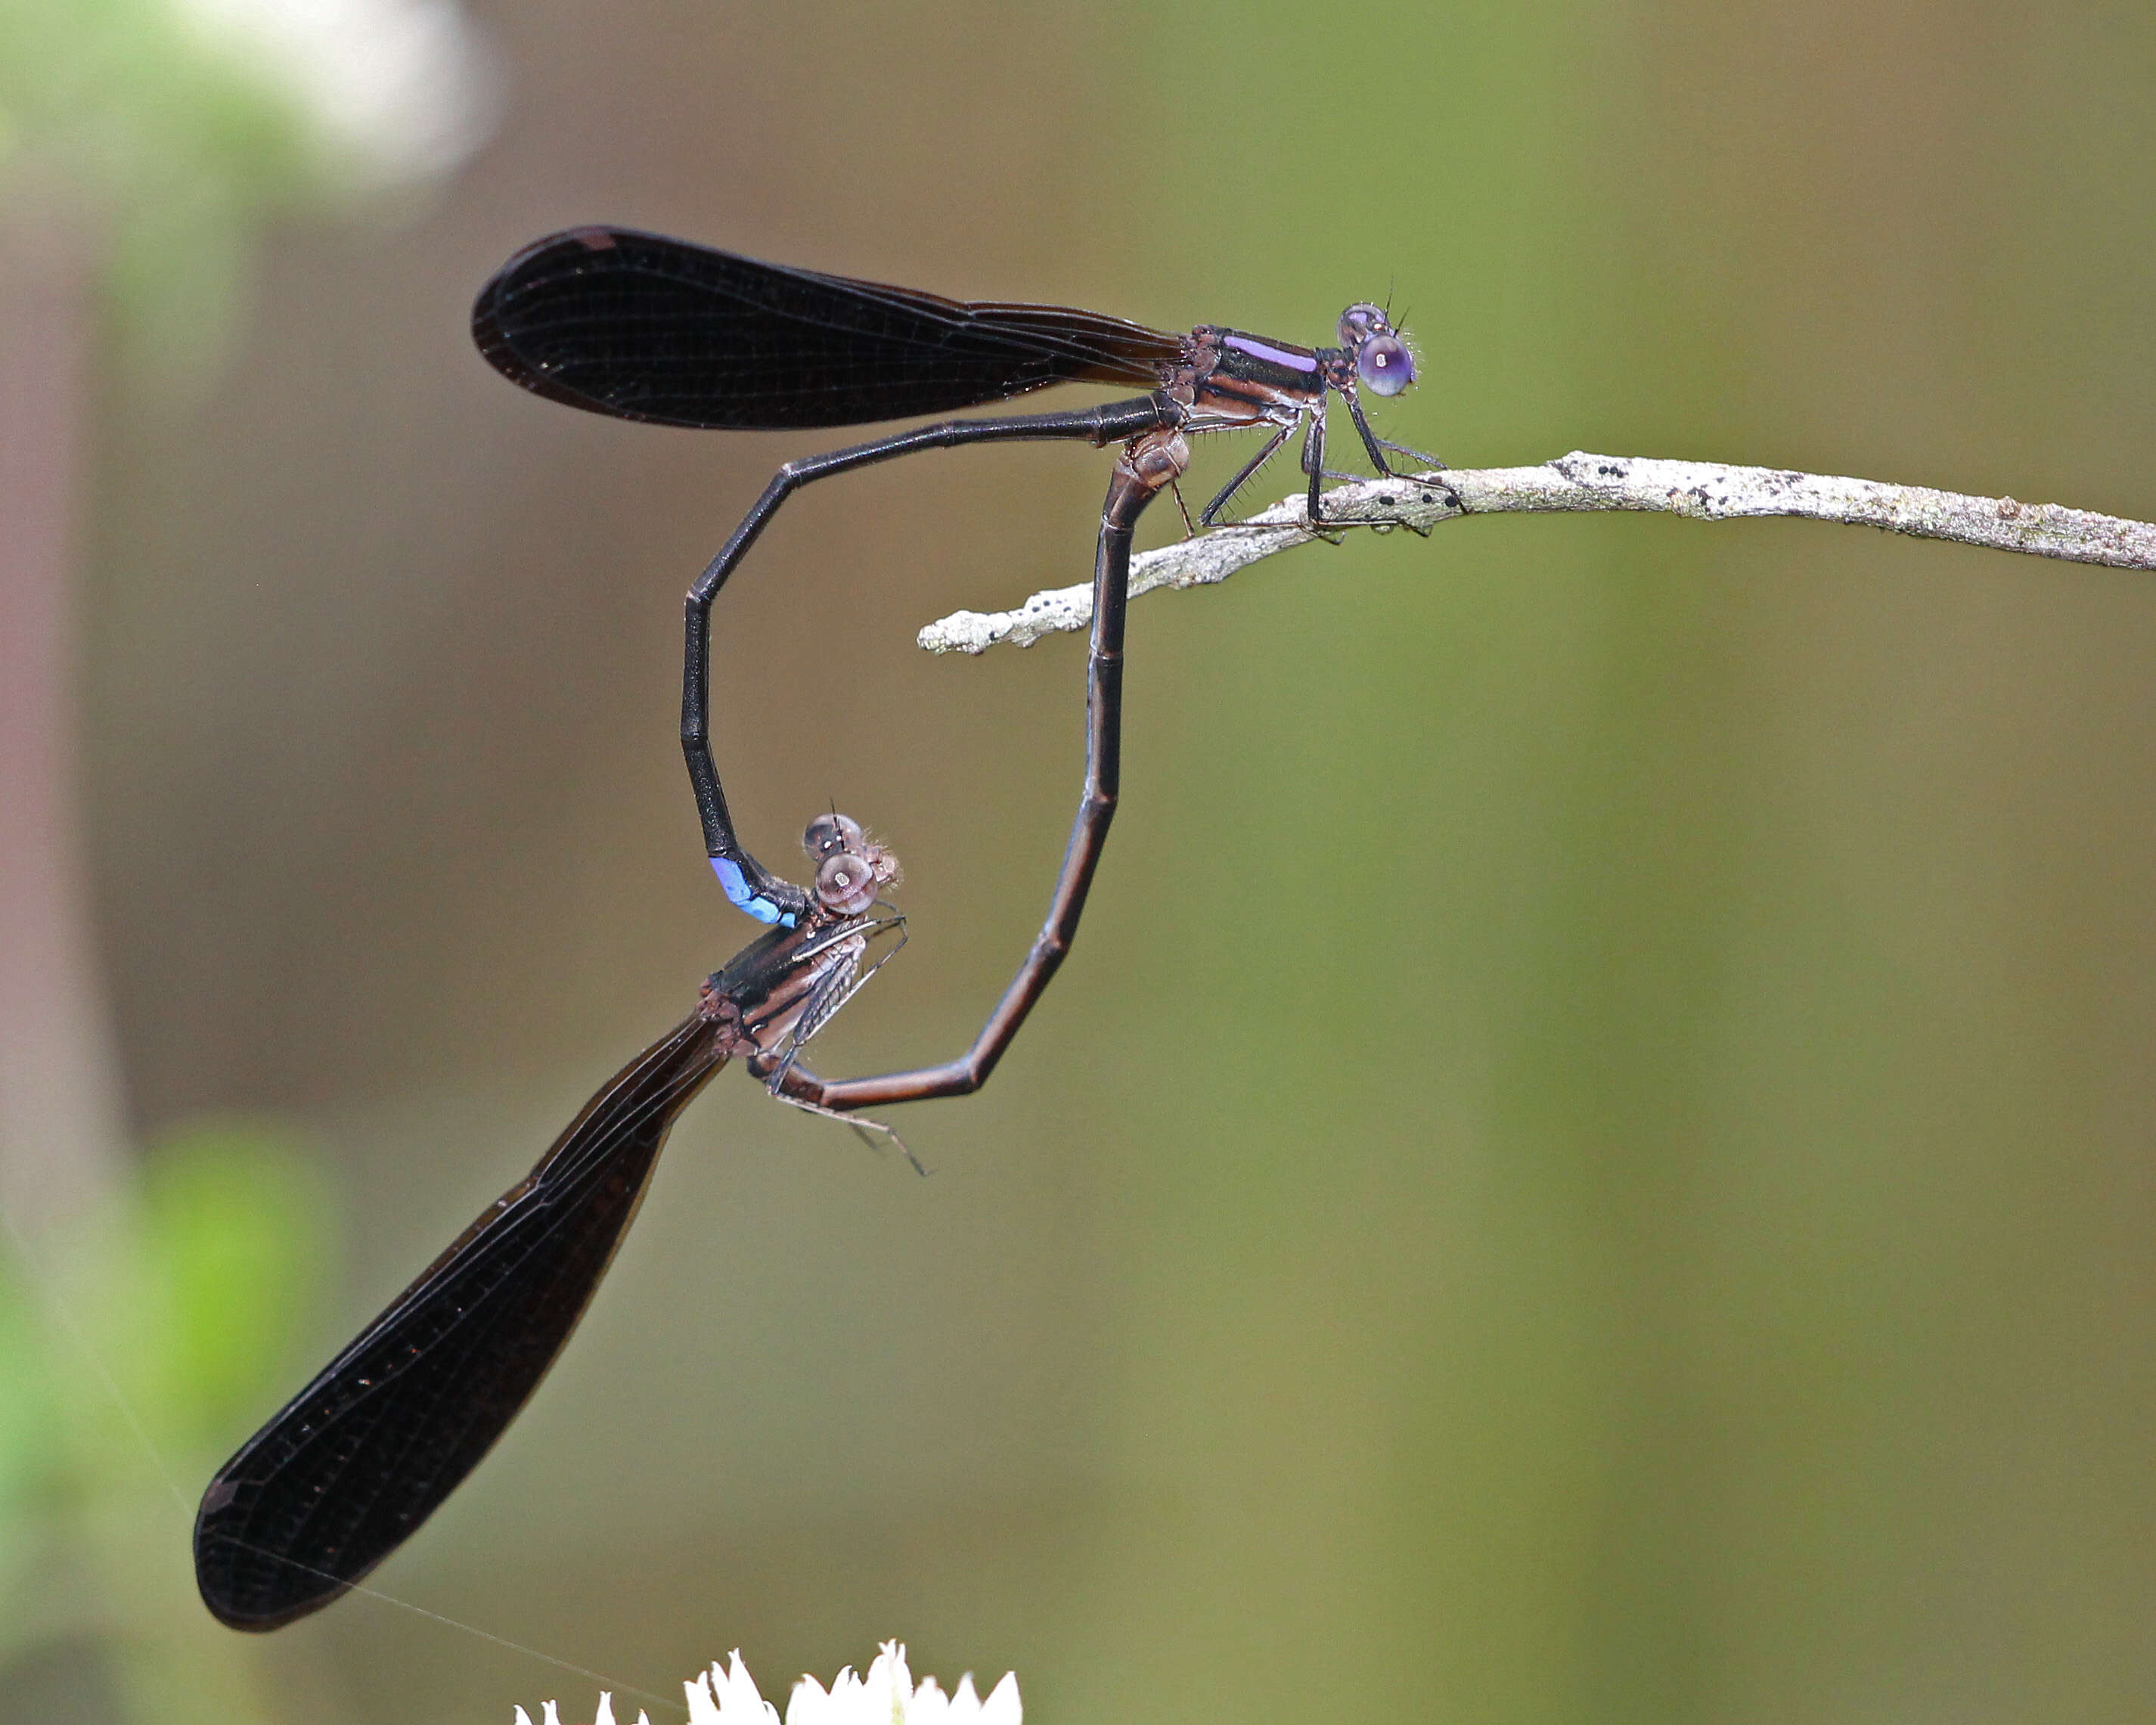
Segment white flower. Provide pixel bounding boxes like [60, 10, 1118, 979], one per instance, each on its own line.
[515, 1694, 650, 1725]
[519, 1643, 1018, 1725]
[779, 1643, 1019, 1725]
[168, 0, 498, 181]
[688, 1650, 780, 1725]
[514, 1695, 650, 1725]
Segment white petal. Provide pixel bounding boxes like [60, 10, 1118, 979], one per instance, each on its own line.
[687, 1670, 723, 1725]
[909, 1675, 950, 1725]
[541, 1705, 563, 1725]
[711, 1652, 781, 1725]
[786, 1673, 833, 1725]
[863, 1643, 911, 1725]
[824, 1665, 864, 1723]
[595, 1696, 617, 1725]
[979, 1672, 1021, 1725]
[513, 1710, 535, 1725]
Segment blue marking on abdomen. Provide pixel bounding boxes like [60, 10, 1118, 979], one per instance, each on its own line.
[711, 855, 794, 926]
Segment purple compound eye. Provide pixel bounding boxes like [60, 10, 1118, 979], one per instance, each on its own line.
[1357, 334, 1414, 396]
[803, 812, 865, 860]
[814, 848, 878, 915]
[1339, 302, 1391, 346]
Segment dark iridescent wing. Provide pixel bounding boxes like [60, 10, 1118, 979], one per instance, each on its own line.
[783, 916, 906, 1063]
[194, 1012, 728, 1630]
[470, 227, 1184, 430]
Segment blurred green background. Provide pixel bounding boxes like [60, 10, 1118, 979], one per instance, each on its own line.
[4, 0, 2155, 1720]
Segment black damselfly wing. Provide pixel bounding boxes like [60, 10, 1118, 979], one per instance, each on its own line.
[193, 1012, 727, 1630]
[470, 227, 1183, 430]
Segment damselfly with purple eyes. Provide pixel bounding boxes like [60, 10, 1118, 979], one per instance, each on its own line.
[468, 229, 1437, 1097]
[194, 814, 907, 1631]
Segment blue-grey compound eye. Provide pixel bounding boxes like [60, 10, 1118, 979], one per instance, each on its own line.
[803, 812, 865, 860]
[1339, 302, 1391, 346]
[1357, 334, 1415, 396]
[814, 848, 879, 916]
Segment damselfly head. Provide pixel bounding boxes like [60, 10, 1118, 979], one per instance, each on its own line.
[804, 811, 865, 861]
[1338, 302, 1416, 398]
[814, 849, 879, 916]
[804, 811, 901, 916]
[1338, 302, 1391, 345]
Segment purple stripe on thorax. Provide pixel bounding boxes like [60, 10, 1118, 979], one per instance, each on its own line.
[1222, 334, 1319, 373]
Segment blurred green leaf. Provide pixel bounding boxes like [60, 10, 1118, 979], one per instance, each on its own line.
[0, 1255, 62, 1611]
[0, 0, 321, 210]
[0, 1122, 332, 1717]
[0, 0, 321, 379]
[0, 0, 488, 378]
[129, 1121, 337, 1450]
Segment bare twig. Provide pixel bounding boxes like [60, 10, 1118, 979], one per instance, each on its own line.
[917, 451, 2156, 655]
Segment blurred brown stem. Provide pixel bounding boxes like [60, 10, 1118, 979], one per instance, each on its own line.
[0, 209, 129, 1248]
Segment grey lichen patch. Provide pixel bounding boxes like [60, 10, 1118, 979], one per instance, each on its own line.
[919, 451, 2156, 653]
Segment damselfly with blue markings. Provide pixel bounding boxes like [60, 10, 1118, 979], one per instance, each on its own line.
[194, 814, 904, 1630]
[470, 229, 1439, 1099]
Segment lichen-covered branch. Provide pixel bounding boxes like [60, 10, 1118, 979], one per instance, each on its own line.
[917, 450, 2156, 654]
